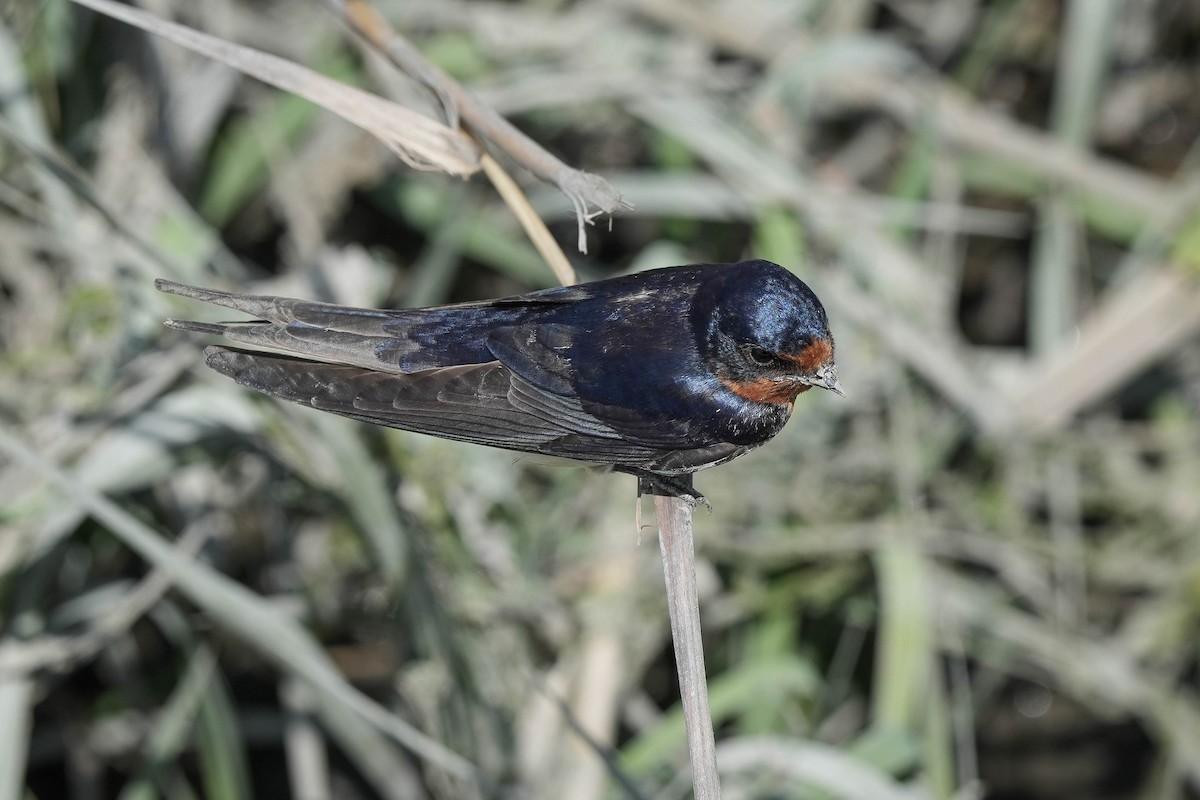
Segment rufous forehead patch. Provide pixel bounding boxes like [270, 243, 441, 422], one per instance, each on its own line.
[783, 338, 833, 372]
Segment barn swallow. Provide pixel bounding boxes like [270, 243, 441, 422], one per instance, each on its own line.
[157, 260, 842, 502]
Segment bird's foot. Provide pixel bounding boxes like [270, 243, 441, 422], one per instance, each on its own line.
[620, 469, 712, 513]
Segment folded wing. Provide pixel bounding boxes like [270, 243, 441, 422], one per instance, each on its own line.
[204, 347, 676, 466]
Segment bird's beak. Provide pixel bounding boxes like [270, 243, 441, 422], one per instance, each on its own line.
[803, 362, 845, 398]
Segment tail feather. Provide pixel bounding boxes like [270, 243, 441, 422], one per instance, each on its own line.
[158, 279, 420, 372]
[156, 279, 288, 321]
[157, 278, 540, 372]
[156, 278, 416, 335]
[163, 319, 230, 336]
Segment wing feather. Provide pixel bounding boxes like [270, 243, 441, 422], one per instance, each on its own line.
[203, 347, 673, 466]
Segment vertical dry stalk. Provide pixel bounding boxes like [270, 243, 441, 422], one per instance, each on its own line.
[654, 494, 721, 799]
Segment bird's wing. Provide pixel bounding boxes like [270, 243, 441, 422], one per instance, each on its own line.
[487, 320, 718, 451]
[486, 322, 724, 453]
[204, 347, 672, 466]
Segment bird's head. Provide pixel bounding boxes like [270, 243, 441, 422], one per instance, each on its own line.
[694, 261, 842, 406]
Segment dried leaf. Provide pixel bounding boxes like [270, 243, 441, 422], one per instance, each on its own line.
[70, 0, 480, 176]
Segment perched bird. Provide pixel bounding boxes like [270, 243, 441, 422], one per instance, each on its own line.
[158, 260, 842, 501]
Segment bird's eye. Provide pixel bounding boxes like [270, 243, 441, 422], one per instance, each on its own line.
[744, 345, 776, 367]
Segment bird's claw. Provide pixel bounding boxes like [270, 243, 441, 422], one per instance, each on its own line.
[625, 470, 712, 513]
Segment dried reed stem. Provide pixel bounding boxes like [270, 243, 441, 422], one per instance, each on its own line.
[654, 493, 721, 800]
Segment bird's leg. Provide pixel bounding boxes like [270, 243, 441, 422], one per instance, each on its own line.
[621, 469, 712, 513]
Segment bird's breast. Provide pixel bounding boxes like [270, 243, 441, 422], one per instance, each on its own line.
[682, 375, 794, 447]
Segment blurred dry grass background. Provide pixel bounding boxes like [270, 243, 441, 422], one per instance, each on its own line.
[3, 0, 1200, 798]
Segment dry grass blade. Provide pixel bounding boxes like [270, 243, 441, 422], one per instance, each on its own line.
[1030, 0, 1120, 356]
[839, 74, 1172, 217]
[1015, 267, 1200, 432]
[0, 424, 485, 790]
[629, 93, 935, 319]
[717, 738, 920, 800]
[320, 0, 628, 253]
[69, 0, 480, 176]
[0, 524, 208, 677]
[935, 568, 1200, 787]
[479, 153, 577, 285]
[622, 0, 1173, 218]
[317, 0, 580, 275]
[0, 676, 33, 800]
[821, 273, 1013, 434]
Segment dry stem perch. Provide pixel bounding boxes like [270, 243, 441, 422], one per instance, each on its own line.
[655, 489, 721, 800]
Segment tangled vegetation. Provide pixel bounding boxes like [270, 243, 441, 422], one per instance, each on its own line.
[3, 1, 1199, 798]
